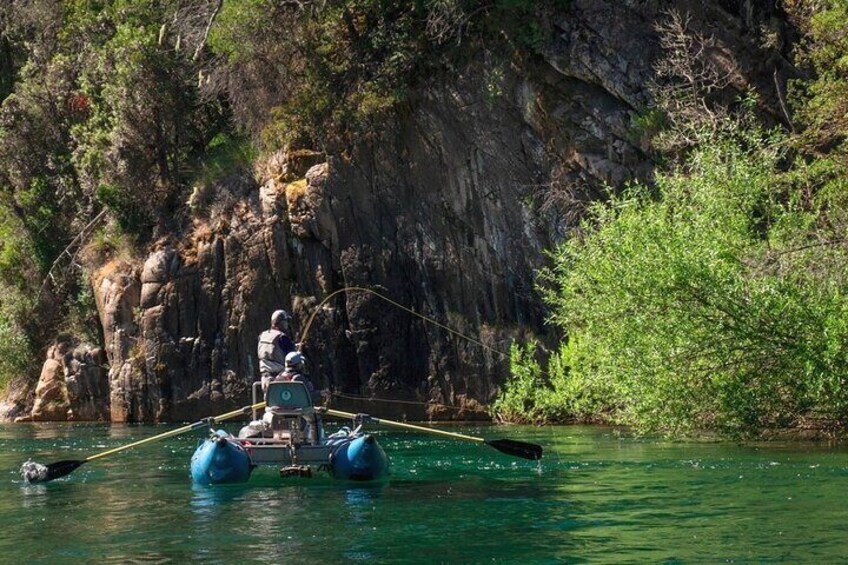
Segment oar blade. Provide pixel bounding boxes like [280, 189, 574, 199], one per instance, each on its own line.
[45, 460, 87, 481]
[21, 459, 86, 483]
[486, 439, 543, 461]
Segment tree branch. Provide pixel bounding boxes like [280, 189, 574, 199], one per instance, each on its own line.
[193, 0, 224, 62]
[37, 209, 108, 301]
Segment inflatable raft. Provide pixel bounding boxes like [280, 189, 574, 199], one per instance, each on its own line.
[190, 381, 389, 485]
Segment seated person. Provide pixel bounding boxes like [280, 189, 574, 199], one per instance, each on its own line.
[275, 351, 321, 444]
[276, 351, 315, 398]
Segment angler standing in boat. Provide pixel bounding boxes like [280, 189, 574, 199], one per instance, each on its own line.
[257, 309, 296, 390]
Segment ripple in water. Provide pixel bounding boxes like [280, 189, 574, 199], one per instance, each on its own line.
[2, 423, 848, 563]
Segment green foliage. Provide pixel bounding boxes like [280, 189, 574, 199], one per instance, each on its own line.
[196, 133, 256, 187]
[96, 183, 145, 233]
[491, 342, 545, 423]
[629, 107, 669, 149]
[221, 0, 428, 148]
[187, 133, 257, 216]
[790, 0, 848, 160]
[207, 0, 275, 63]
[492, 340, 615, 424]
[68, 1, 217, 234]
[61, 273, 101, 346]
[0, 307, 32, 391]
[209, 0, 564, 149]
[0, 209, 36, 289]
[499, 130, 848, 435]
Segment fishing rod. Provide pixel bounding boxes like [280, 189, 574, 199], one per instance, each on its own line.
[304, 287, 543, 460]
[299, 285, 511, 415]
[298, 286, 509, 361]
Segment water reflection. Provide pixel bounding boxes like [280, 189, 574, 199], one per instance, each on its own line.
[19, 482, 48, 510]
[3, 423, 848, 563]
[342, 483, 383, 523]
[190, 483, 250, 516]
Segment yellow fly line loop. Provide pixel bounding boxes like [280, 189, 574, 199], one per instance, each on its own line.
[297, 286, 509, 361]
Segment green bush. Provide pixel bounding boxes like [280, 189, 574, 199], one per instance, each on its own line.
[495, 0, 848, 435]
[0, 296, 35, 391]
[491, 342, 545, 424]
[208, 0, 566, 150]
[95, 183, 147, 235]
[492, 340, 617, 424]
[71, 6, 212, 235]
[498, 130, 848, 435]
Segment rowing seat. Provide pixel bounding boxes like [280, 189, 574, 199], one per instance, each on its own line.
[266, 381, 314, 414]
[264, 381, 316, 443]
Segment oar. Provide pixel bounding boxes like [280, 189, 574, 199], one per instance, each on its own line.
[325, 408, 543, 461]
[22, 401, 267, 483]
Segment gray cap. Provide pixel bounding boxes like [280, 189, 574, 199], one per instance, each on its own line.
[271, 309, 291, 327]
[285, 351, 304, 368]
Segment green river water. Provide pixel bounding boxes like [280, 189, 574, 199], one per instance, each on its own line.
[2, 422, 847, 563]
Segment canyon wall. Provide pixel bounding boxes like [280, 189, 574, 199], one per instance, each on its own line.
[5, 0, 795, 422]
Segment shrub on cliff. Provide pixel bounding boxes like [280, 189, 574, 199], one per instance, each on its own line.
[494, 0, 848, 436]
[205, 0, 565, 150]
[0, 0, 229, 387]
[494, 129, 848, 435]
[68, 1, 224, 234]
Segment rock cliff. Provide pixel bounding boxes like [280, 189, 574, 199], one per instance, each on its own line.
[6, 0, 796, 422]
[10, 341, 109, 422]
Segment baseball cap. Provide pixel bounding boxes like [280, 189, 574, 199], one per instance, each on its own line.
[271, 309, 291, 326]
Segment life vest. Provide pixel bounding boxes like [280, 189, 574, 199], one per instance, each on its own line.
[257, 329, 287, 374]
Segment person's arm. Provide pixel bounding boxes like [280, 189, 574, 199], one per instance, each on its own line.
[277, 333, 296, 354]
[291, 373, 315, 392]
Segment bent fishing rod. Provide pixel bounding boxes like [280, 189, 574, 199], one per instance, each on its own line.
[23, 286, 543, 482]
[304, 287, 543, 461]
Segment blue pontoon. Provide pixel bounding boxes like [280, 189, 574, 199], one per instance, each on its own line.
[190, 381, 389, 485]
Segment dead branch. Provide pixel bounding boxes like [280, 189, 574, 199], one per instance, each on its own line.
[192, 0, 223, 62]
[37, 209, 108, 301]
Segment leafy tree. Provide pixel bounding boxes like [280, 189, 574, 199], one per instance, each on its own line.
[68, 1, 224, 233]
[0, 0, 229, 388]
[494, 0, 848, 436]
[205, 0, 563, 150]
[495, 128, 848, 435]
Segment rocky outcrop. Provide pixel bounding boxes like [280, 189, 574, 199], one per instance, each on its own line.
[14, 341, 109, 422]
[3, 0, 797, 422]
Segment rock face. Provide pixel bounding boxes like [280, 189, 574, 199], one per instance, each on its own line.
[14, 341, 109, 422]
[5, 0, 796, 422]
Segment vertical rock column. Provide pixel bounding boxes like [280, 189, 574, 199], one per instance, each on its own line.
[18, 341, 109, 422]
[94, 262, 141, 422]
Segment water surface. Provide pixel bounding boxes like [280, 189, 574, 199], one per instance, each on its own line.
[2, 422, 846, 563]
